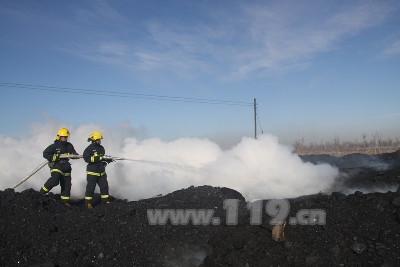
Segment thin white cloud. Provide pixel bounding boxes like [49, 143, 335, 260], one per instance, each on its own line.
[380, 39, 400, 57]
[124, 0, 395, 78]
[73, 0, 130, 26]
[233, 1, 393, 76]
[3, 0, 396, 78]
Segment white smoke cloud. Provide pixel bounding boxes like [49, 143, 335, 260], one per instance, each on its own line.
[0, 120, 339, 201]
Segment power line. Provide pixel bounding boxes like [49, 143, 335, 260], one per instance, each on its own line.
[256, 111, 264, 135]
[256, 103, 291, 144]
[0, 82, 253, 107]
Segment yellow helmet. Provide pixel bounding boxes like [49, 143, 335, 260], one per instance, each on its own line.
[89, 131, 103, 141]
[56, 127, 70, 140]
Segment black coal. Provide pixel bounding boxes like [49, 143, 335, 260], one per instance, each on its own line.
[1, 151, 400, 267]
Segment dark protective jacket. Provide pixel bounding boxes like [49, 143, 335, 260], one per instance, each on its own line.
[83, 142, 107, 176]
[43, 140, 78, 173]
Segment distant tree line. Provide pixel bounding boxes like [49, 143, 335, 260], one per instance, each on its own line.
[293, 132, 400, 156]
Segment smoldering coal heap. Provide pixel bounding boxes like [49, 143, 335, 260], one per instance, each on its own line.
[1, 151, 400, 267]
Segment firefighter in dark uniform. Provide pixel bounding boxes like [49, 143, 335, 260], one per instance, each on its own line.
[40, 127, 79, 207]
[83, 131, 113, 209]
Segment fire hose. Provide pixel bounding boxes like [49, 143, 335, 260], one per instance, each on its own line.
[10, 155, 194, 189]
[10, 154, 125, 189]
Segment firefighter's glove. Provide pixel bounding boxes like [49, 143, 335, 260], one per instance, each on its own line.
[103, 155, 114, 163]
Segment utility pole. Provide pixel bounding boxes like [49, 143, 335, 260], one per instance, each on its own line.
[254, 98, 257, 139]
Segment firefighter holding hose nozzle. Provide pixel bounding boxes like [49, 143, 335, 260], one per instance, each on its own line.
[83, 131, 113, 209]
[40, 127, 79, 207]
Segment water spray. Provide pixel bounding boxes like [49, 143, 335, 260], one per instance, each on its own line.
[10, 154, 199, 189]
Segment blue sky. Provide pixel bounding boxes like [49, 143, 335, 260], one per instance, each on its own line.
[1, 0, 400, 148]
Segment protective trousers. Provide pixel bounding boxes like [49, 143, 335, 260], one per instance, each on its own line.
[85, 174, 109, 204]
[41, 172, 71, 203]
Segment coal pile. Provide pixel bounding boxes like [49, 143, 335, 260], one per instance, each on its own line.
[1, 151, 400, 267]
